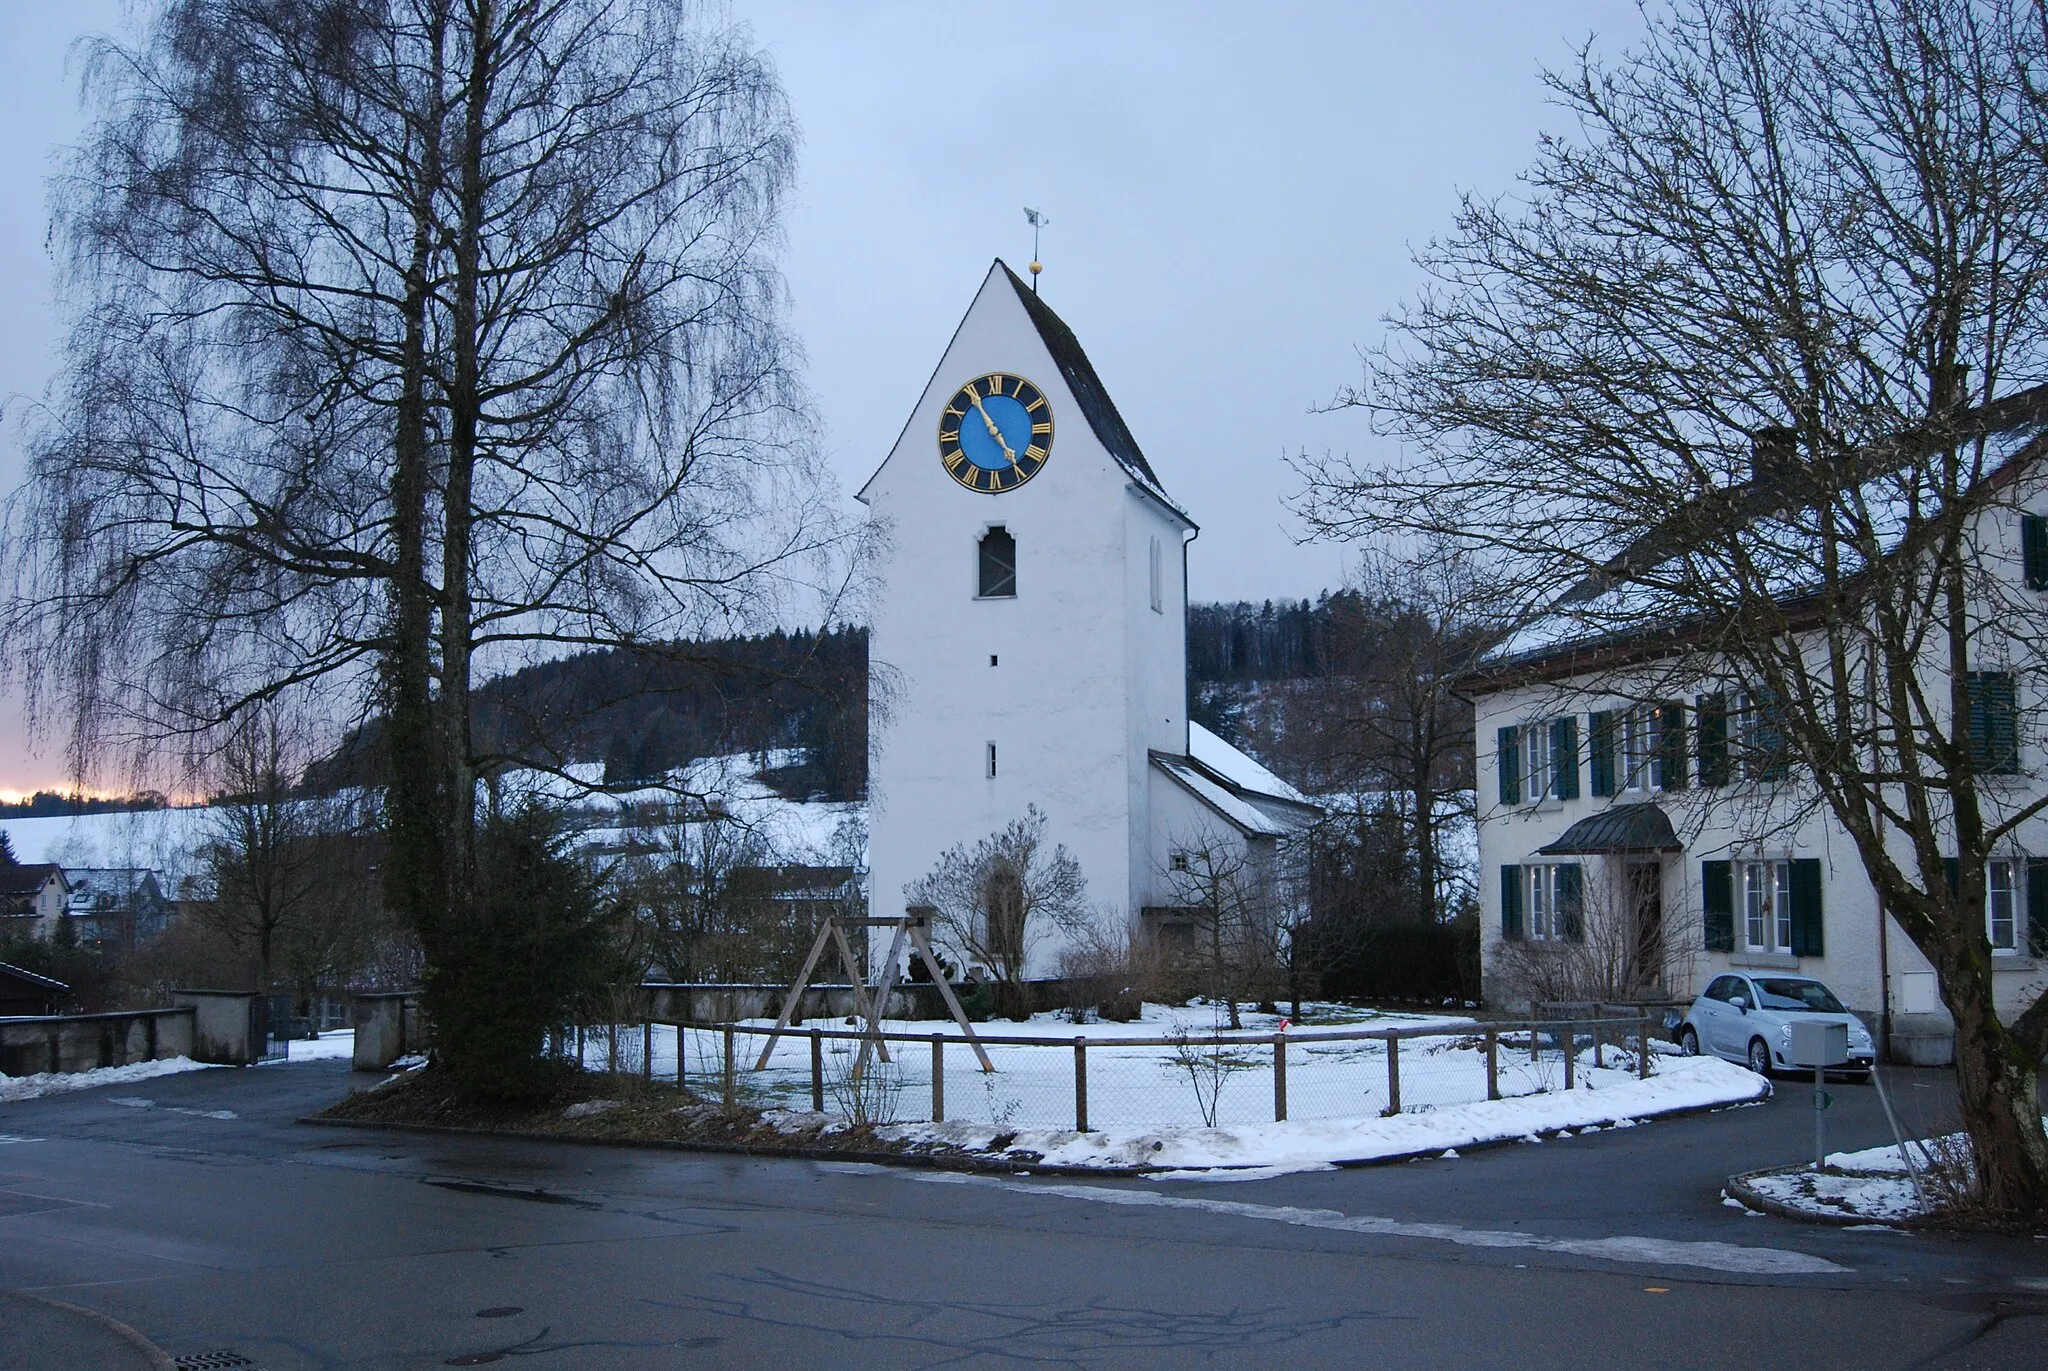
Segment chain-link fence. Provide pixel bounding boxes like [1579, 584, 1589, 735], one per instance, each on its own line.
[598, 1015, 1666, 1132]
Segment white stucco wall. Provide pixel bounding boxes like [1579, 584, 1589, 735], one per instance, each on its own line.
[861, 265, 1193, 974]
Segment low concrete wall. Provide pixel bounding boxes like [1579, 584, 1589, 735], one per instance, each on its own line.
[1887, 1012, 1957, 1067]
[171, 990, 262, 1066]
[351, 992, 426, 1071]
[0, 1008, 195, 1077]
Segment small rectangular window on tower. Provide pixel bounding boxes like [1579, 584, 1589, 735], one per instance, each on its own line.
[1149, 536, 1164, 613]
[985, 741, 997, 778]
[978, 526, 1016, 598]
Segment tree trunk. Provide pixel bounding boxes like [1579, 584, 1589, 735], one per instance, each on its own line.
[1943, 960, 2048, 1216]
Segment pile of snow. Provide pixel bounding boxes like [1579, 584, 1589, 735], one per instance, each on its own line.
[877, 1055, 1764, 1173]
[0, 1056, 215, 1104]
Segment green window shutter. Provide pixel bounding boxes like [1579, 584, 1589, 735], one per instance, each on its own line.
[1551, 716, 1580, 800]
[1789, 858, 1824, 957]
[1657, 701, 1689, 792]
[1500, 864, 1524, 939]
[1702, 859, 1734, 951]
[1558, 864, 1585, 942]
[2024, 513, 2048, 591]
[2027, 858, 2048, 956]
[1696, 694, 1730, 786]
[1943, 856, 1961, 898]
[1589, 711, 1617, 797]
[1496, 726, 1521, 805]
[1963, 672, 2018, 774]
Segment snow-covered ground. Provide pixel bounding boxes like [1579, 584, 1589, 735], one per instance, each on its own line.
[270, 1029, 355, 1062]
[585, 1004, 1764, 1168]
[0, 1056, 215, 1104]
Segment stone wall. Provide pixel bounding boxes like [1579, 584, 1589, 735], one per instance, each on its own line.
[0, 1008, 195, 1077]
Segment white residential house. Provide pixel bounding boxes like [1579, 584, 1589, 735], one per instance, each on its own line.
[859, 261, 1317, 975]
[1467, 443, 2048, 1067]
[0, 864, 72, 940]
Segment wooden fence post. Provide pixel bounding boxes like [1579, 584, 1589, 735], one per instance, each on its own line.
[1592, 1021, 1604, 1071]
[1074, 1037, 1089, 1133]
[722, 1026, 737, 1112]
[1384, 1034, 1401, 1116]
[675, 1024, 685, 1088]
[1273, 1033, 1288, 1123]
[642, 1020, 653, 1079]
[810, 1028, 825, 1112]
[1486, 1028, 1500, 1101]
[1638, 1011, 1654, 1080]
[932, 1034, 945, 1123]
[1530, 1023, 1540, 1063]
[1563, 1022, 1576, 1090]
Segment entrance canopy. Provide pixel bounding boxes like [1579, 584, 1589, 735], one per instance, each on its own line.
[1537, 802, 1683, 856]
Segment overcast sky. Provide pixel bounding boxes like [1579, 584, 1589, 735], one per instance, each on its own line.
[0, 1, 1650, 794]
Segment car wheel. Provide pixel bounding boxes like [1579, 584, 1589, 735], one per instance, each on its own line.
[1746, 1037, 1772, 1077]
[1679, 1026, 1700, 1057]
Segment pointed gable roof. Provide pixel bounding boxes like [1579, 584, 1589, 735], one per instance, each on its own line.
[860, 261, 1194, 526]
[996, 263, 1188, 521]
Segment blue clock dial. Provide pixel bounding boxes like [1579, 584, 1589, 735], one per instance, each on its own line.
[937, 373, 1052, 493]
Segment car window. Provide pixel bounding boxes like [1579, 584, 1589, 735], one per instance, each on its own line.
[1704, 976, 1735, 1001]
[1726, 979, 1751, 1004]
[1754, 979, 1846, 1013]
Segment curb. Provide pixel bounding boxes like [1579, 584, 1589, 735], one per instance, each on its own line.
[1724, 1163, 1937, 1228]
[299, 1086, 1769, 1180]
[3, 1291, 178, 1371]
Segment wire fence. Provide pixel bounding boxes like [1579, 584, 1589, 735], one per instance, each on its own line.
[571, 1014, 1667, 1133]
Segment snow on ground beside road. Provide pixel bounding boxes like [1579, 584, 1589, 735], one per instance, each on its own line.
[1738, 1117, 2047, 1223]
[0, 1056, 215, 1103]
[857, 1054, 1767, 1173]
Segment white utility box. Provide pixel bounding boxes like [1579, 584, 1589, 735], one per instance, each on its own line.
[1788, 1020, 1849, 1068]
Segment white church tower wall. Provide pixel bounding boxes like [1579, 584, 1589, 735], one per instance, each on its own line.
[860, 262, 1312, 980]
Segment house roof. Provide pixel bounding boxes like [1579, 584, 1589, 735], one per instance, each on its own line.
[1538, 802, 1684, 856]
[0, 864, 67, 899]
[1466, 386, 2048, 691]
[0, 960, 69, 992]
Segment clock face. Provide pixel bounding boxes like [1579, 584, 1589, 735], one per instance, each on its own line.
[937, 372, 1052, 493]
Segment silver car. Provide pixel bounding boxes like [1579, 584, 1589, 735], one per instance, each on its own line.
[1678, 973, 1876, 1079]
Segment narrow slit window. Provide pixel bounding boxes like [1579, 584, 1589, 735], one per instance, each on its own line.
[986, 741, 997, 778]
[978, 526, 1016, 598]
[1149, 536, 1164, 612]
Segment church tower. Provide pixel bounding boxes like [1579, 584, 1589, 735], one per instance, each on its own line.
[859, 262, 1195, 970]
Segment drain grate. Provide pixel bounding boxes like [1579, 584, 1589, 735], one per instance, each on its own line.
[174, 1352, 257, 1370]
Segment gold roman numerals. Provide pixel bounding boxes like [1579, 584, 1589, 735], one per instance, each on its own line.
[936, 371, 1053, 494]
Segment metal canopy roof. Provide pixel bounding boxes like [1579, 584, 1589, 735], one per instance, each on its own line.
[1538, 802, 1684, 855]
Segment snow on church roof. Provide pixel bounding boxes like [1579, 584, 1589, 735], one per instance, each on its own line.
[1189, 722, 1311, 808]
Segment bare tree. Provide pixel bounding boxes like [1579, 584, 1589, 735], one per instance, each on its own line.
[1294, 0, 2048, 1214]
[201, 710, 366, 997]
[1161, 834, 1289, 1029]
[3, 2, 847, 1080]
[904, 806, 1089, 1018]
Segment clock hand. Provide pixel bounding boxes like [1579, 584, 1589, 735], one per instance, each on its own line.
[968, 391, 1019, 465]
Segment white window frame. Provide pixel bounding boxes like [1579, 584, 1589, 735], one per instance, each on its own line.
[1988, 858, 2017, 952]
[1621, 704, 1659, 792]
[1525, 863, 1569, 941]
[1741, 858, 1793, 953]
[1523, 722, 1553, 803]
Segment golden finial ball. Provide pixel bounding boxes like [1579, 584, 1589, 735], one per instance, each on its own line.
[1029, 260, 1042, 276]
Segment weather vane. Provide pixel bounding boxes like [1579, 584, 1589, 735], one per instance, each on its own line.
[1023, 207, 1048, 292]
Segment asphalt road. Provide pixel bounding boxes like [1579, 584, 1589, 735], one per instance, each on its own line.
[1, 1057, 2044, 1370]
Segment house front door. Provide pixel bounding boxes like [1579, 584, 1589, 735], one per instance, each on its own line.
[1625, 860, 1665, 995]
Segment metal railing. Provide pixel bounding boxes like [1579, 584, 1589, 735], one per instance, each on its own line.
[589, 1013, 1665, 1133]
